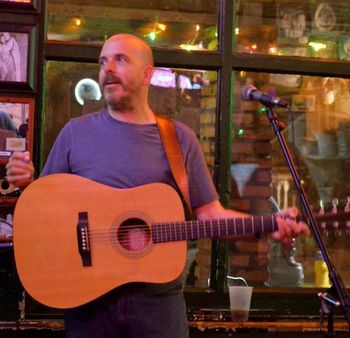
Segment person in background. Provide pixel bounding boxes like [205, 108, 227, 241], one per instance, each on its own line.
[6, 33, 309, 338]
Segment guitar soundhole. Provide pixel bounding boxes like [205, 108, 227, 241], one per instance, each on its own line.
[117, 218, 150, 252]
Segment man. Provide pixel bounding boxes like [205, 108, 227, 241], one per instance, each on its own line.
[6, 34, 309, 338]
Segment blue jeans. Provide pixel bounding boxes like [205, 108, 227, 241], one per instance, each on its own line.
[64, 285, 189, 338]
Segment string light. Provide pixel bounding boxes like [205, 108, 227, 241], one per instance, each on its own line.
[74, 18, 81, 26]
[269, 46, 278, 54]
[149, 31, 156, 41]
[308, 41, 327, 52]
[157, 23, 167, 31]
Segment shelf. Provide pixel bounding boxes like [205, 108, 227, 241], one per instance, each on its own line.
[304, 155, 350, 160]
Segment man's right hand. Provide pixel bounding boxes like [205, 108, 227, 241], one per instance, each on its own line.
[6, 151, 34, 190]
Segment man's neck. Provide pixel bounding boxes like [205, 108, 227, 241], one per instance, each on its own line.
[108, 107, 156, 124]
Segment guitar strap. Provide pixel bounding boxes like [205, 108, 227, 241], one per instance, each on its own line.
[155, 114, 193, 219]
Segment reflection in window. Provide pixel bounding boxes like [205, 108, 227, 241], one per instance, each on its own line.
[230, 71, 350, 288]
[47, 0, 218, 51]
[235, 0, 350, 60]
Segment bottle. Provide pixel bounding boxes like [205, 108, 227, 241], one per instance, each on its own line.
[314, 250, 331, 288]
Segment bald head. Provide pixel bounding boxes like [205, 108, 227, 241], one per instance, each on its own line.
[104, 34, 154, 67]
[98, 33, 155, 116]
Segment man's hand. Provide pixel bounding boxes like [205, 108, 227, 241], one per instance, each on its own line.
[6, 151, 34, 190]
[271, 207, 310, 245]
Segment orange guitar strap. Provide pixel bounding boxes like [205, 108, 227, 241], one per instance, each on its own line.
[155, 114, 192, 218]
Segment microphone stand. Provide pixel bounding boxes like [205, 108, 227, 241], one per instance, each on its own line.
[265, 105, 350, 335]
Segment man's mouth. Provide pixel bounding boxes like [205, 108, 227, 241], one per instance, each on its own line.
[104, 76, 122, 87]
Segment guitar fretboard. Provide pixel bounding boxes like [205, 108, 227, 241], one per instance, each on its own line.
[151, 215, 279, 243]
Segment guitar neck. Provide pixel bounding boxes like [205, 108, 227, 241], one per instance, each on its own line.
[151, 209, 350, 243]
[151, 215, 279, 243]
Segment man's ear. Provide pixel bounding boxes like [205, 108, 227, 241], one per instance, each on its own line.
[143, 65, 154, 85]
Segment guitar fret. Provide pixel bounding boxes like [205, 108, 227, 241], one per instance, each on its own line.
[159, 223, 163, 242]
[191, 221, 194, 239]
[261, 215, 264, 234]
[169, 223, 172, 242]
[218, 220, 221, 237]
[225, 218, 228, 236]
[243, 218, 245, 235]
[234, 217, 236, 235]
[173, 223, 176, 240]
[163, 223, 167, 242]
[252, 217, 255, 235]
[166, 222, 169, 242]
[201, 221, 206, 238]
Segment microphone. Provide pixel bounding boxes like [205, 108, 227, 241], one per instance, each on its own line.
[241, 85, 289, 108]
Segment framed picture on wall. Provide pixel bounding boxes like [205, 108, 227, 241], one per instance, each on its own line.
[0, 25, 36, 91]
[0, 96, 34, 159]
[0, 0, 38, 12]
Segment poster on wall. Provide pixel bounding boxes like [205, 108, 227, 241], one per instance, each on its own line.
[0, 32, 28, 83]
[0, 97, 33, 157]
[1, 0, 31, 2]
[0, 0, 37, 11]
[0, 25, 36, 91]
[0, 97, 34, 197]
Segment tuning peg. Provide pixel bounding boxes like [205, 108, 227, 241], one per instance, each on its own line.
[345, 197, 350, 229]
[332, 198, 339, 228]
[319, 200, 325, 214]
[332, 198, 338, 213]
[319, 200, 326, 229]
[345, 196, 350, 213]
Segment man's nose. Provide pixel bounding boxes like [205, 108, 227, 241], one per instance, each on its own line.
[103, 59, 116, 74]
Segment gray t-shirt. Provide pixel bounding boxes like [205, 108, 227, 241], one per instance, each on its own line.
[41, 109, 218, 295]
[41, 110, 218, 209]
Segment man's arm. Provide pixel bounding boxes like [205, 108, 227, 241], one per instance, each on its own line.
[194, 199, 310, 244]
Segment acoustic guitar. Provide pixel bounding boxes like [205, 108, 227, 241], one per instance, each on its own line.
[13, 174, 346, 309]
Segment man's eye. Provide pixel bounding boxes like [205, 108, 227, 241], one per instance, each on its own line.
[116, 56, 126, 62]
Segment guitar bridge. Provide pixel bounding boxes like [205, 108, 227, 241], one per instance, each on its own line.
[77, 211, 92, 267]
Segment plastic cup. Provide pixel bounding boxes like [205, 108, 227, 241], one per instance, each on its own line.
[229, 286, 253, 322]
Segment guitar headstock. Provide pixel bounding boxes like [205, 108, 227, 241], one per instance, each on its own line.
[316, 196, 350, 237]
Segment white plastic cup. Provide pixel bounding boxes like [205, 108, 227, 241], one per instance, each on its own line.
[229, 286, 253, 322]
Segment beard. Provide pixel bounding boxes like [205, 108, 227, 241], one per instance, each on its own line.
[101, 75, 139, 112]
[104, 90, 133, 112]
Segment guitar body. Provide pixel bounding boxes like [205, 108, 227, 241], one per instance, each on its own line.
[13, 174, 187, 309]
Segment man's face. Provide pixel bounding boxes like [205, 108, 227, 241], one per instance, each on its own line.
[98, 37, 147, 111]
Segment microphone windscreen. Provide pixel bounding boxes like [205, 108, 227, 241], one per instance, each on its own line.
[240, 85, 256, 101]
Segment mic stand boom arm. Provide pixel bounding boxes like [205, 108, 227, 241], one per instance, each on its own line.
[265, 105, 350, 332]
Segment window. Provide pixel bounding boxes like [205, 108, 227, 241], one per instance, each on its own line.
[47, 0, 218, 51]
[41, 0, 350, 316]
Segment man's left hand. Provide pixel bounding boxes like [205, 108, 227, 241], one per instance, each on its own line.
[271, 207, 310, 245]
